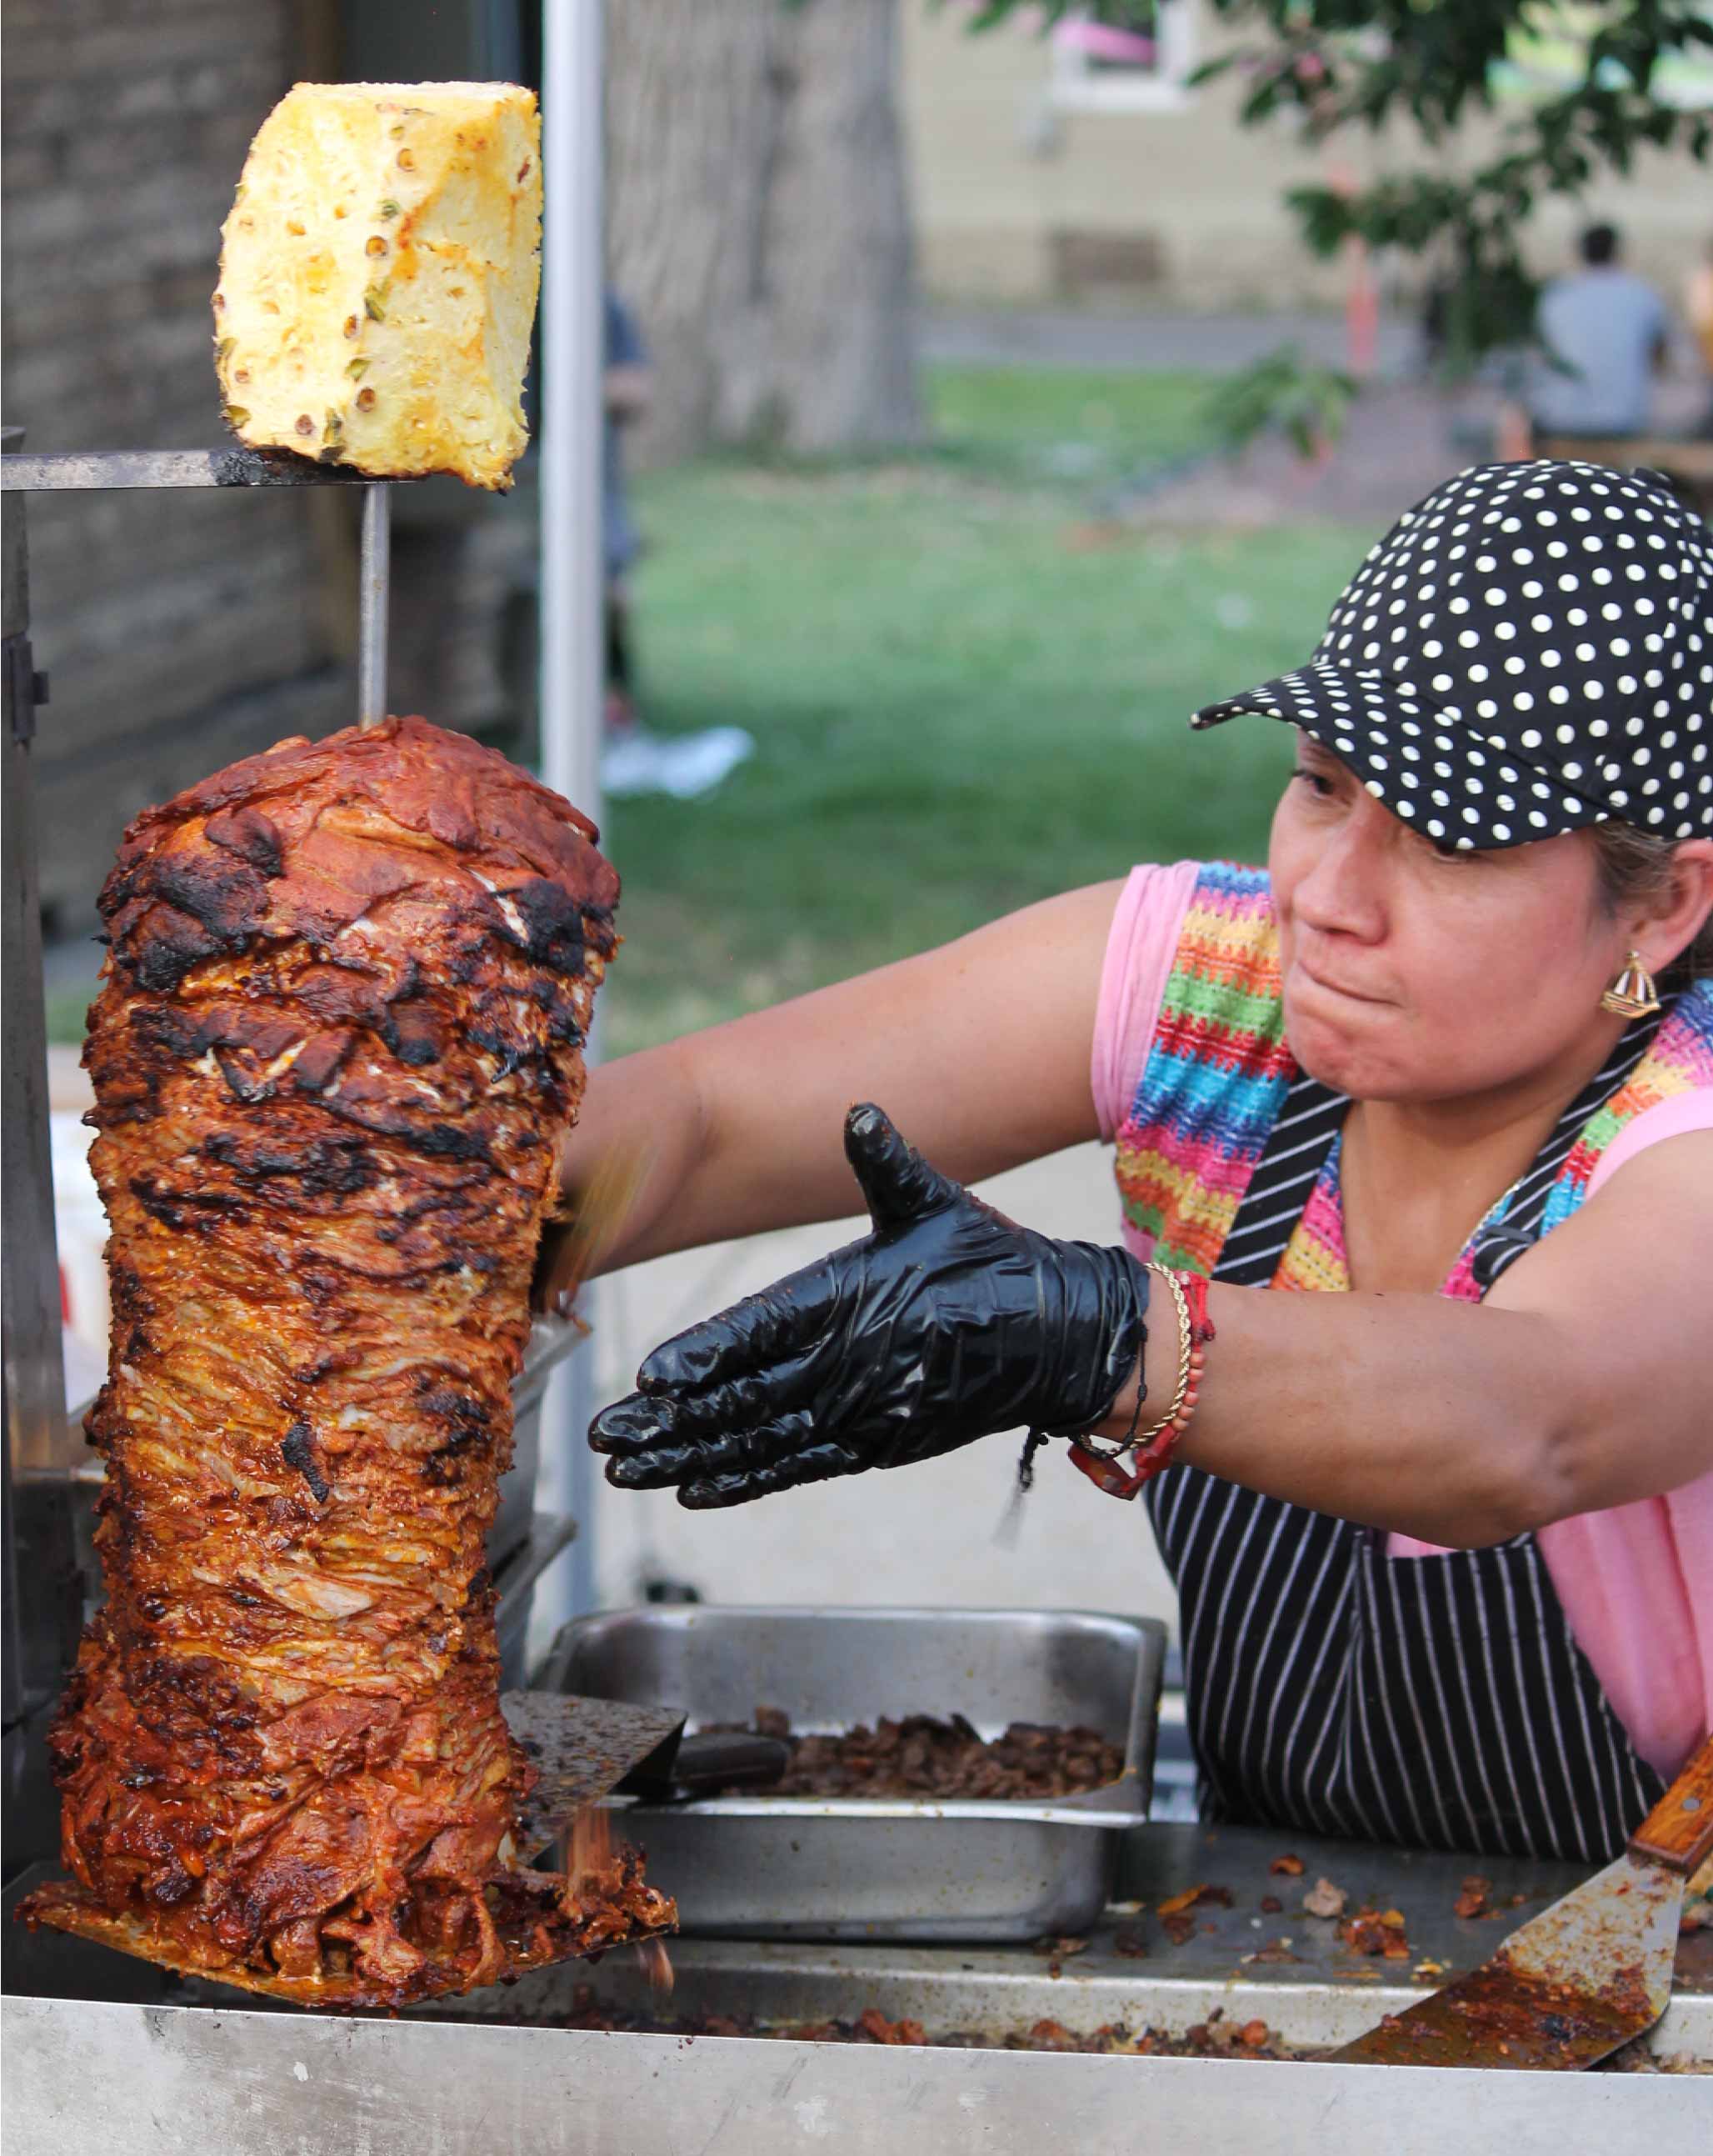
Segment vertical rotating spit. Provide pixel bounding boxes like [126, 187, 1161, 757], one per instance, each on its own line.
[0, 441, 407, 1883]
[357, 481, 391, 729]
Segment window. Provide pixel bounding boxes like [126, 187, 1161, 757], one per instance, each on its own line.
[1048, 3, 1197, 115]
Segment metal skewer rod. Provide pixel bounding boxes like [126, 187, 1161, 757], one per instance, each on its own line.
[0, 448, 397, 491]
[357, 481, 391, 729]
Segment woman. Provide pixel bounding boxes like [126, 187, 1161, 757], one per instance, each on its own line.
[562, 460, 1713, 1866]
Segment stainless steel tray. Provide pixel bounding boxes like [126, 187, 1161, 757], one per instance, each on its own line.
[541, 1604, 1165, 1942]
[472, 1927, 1713, 2071]
[6, 1985, 1707, 2156]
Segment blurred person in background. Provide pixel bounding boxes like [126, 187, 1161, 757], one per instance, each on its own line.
[1684, 236, 1713, 438]
[599, 288, 754, 803]
[1528, 223, 1671, 444]
[602, 288, 651, 743]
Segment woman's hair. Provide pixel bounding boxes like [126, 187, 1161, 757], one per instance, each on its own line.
[1588, 822, 1713, 985]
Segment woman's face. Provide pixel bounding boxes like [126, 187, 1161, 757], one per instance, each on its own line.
[1268, 733, 1629, 1103]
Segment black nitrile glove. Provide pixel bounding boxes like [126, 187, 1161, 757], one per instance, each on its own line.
[588, 1103, 1149, 1509]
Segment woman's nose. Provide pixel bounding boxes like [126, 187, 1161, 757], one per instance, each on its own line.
[1292, 800, 1391, 943]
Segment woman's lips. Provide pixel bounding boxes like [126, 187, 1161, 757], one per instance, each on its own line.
[1292, 958, 1392, 1008]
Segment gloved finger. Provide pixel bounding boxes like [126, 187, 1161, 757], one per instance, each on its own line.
[604, 1406, 822, 1490]
[594, 1348, 834, 1460]
[606, 1446, 701, 1490]
[843, 1103, 962, 1233]
[680, 1440, 860, 1509]
[636, 1262, 841, 1394]
[627, 1344, 833, 1438]
[587, 1393, 672, 1458]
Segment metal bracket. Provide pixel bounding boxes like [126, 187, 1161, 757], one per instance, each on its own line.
[5, 637, 44, 742]
[2, 448, 405, 728]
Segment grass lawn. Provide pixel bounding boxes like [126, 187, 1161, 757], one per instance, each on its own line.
[926, 365, 1216, 492]
[598, 365, 1373, 1057]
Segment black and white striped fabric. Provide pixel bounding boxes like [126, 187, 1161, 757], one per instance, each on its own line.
[1144, 1009, 1671, 1863]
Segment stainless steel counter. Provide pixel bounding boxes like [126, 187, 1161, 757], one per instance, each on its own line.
[465, 1819, 1713, 2048]
[6, 1826, 1706, 2155]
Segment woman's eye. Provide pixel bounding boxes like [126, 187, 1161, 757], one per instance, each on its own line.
[1291, 767, 1335, 798]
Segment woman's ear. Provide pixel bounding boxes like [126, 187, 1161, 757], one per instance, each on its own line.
[1639, 840, 1713, 972]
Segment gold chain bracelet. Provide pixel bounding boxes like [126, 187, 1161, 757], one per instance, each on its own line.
[1075, 1262, 1197, 1463]
[1067, 1268, 1216, 1501]
[1132, 1263, 1195, 1445]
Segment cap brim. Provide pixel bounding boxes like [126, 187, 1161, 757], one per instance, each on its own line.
[1193, 660, 1609, 852]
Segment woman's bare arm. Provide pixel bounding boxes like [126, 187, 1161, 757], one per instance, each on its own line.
[1092, 1133, 1713, 1547]
[562, 879, 1124, 1274]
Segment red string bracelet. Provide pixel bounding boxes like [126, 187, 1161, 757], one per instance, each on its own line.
[1068, 1268, 1215, 1502]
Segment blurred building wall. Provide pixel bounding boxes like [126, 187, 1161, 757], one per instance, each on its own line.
[903, 1, 1711, 312]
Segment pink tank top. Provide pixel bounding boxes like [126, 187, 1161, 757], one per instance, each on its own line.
[1091, 865, 1713, 1780]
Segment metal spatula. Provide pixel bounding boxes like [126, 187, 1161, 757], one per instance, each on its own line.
[502, 1692, 789, 1858]
[1334, 1732, 1713, 2069]
[504, 1691, 687, 1851]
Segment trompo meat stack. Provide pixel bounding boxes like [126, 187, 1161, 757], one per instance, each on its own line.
[19, 716, 674, 2006]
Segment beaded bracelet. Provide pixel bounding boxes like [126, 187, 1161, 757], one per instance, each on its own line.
[1067, 1267, 1216, 1502]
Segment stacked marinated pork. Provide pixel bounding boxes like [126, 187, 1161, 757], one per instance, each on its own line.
[22, 718, 672, 2006]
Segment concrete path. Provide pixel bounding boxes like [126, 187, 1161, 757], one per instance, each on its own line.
[1122, 378, 1501, 532]
[921, 303, 1420, 380]
[922, 303, 1712, 541]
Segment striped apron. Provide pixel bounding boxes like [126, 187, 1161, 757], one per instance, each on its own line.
[1144, 1013, 1671, 1865]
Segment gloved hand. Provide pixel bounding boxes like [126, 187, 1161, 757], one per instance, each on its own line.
[588, 1103, 1149, 1509]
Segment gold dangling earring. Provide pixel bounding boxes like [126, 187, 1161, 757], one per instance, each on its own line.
[1601, 949, 1661, 1019]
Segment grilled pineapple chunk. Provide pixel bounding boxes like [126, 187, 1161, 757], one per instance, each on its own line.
[214, 83, 542, 490]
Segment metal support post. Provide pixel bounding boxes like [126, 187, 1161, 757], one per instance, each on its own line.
[537, 0, 608, 1625]
[2, 428, 86, 1878]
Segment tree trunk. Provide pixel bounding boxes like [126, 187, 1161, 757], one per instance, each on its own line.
[605, 0, 923, 463]
[604, 0, 773, 464]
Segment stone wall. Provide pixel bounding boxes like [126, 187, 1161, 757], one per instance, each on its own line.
[2, 0, 359, 933]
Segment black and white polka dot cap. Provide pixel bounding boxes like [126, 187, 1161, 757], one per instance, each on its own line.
[1193, 460, 1713, 849]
